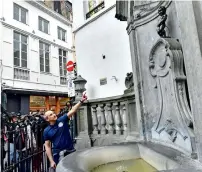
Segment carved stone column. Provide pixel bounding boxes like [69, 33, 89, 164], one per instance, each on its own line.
[92, 105, 99, 134]
[126, 0, 171, 142]
[99, 104, 107, 134]
[175, 1, 202, 161]
[106, 103, 115, 134]
[114, 102, 122, 135]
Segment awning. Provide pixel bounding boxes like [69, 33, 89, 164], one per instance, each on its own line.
[3, 87, 69, 97]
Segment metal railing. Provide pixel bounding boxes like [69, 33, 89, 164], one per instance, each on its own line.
[1, 110, 48, 172]
[1, 104, 76, 172]
[86, 1, 105, 20]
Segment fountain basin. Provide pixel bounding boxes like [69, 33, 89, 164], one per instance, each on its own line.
[56, 142, 202, 172]
[91, 158, 157, 172]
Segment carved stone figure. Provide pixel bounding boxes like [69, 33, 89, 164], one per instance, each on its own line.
[124, 72, 134, 94]
[156, 6, 167, 38]
[125, 72, 134, 89]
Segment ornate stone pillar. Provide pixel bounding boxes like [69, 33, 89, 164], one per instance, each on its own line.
[175, 1, 202, 161]
[99, 104, 107, 134]
[106, 103, 115, 135]
[73, 75, 87, 101]
[114, 102, 122, 135]
[121, 103, 128, 135]
[126, 0, 171, 141]
[92, 105, 99, 135]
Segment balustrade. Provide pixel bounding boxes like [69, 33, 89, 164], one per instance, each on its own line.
[74, 93, 136, 149]
[87, 94, 135, 138]
[14, 67, 30, 80]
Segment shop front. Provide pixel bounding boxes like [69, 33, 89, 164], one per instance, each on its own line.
[4, 88, 70, 115]
[30, 96, 70, 114]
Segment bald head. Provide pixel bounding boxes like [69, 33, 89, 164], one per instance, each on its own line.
[44, 110, 57, 122]
[45, 110, 53, 117]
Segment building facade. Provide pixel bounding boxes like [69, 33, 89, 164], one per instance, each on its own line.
[0, 0, 74, 114]
[72, 0, 132, 99]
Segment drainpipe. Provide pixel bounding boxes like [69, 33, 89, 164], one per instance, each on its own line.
[0, 0, 4, 110]
[0, 60, 1, 99]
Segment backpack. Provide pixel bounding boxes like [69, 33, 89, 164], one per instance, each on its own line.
[15, 129, 25, 150]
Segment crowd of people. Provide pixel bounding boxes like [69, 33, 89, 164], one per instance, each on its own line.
[1, 109, 48, 172]
[1, 105, 71, 172]
[1, 91, 87, 172]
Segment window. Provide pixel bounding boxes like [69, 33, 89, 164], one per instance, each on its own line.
[58, 27, 66, 42]
[38, 17, 49, 34]
[39, 41, 50, 73]
[13, 32, 28, 68]
[88, 0, 97, 11]
[59, 49, 67, 76]
[13, 3, 28, 24]
[59, 49, 67, 85]
[86, 0, 104, 19]
[54, 1, 62, 14]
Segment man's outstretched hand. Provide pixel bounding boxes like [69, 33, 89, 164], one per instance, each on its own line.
[50, 161, 56, 169]
[81, 92, 88, 103]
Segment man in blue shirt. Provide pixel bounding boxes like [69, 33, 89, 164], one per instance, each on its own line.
[43, 92, 87, 169]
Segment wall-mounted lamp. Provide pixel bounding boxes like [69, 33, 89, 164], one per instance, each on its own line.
[0, 17, 5, 21]
[111, 76, 118, 82]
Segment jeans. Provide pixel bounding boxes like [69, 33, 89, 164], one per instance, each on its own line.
[9, 143, 19, 162]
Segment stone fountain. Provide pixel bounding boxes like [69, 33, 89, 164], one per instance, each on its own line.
[57, 1, 202, 171]
[57, 142, 202, 172]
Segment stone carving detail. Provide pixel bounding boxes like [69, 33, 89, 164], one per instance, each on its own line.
[149, 38, 194, 152]
[156, 6, 167, 38]
[133, 1, 162, 19]
[124, 72, 134, 94]
[157, 119, 188, 142]
[125, 72, 134, 89]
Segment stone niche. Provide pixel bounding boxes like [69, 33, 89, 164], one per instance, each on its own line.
[127, 1, 196, 156]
